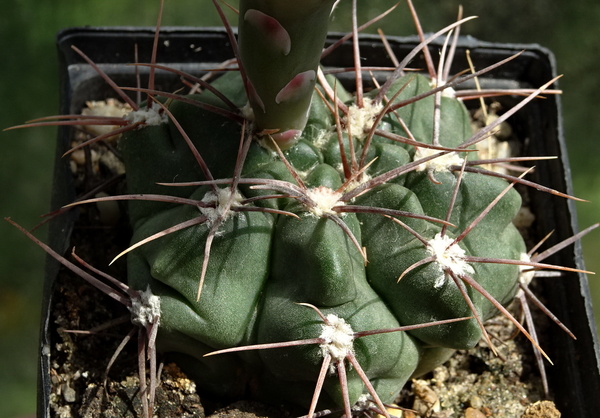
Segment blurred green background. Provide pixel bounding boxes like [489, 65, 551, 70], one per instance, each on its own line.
[1, 1, 598, 417]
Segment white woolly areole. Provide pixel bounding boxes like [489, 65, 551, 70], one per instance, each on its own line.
[413, 148, 464, 172]
[124, 106, 169, 126]
[130, 286, 161, 327]
[427, 233, 474, 288]
[517, 253, 535, 298]
[319, 314, 354, 363]
[345, 98, 383, 141]
[306, 186, 344, 217]
[429, 78, 456, 98]
[200, 188, 244, 224]
[240, 102, 255, 121]
[352, 394, 371, 412]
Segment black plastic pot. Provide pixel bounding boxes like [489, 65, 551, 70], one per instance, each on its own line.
[39, 27, 600, 417]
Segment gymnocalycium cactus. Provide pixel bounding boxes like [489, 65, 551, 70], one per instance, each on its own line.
[7, 0, 598, 416]
[112, 0, 579, 413]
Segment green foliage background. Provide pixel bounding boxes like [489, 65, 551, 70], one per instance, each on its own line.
[1, 1, 598, 416]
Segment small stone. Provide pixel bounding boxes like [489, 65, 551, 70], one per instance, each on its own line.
[383, 406, 404, 418]
[62, 383, 77, 403]
[521, 400, 561, 418]
[465, 407, 486, 418]
[412, 380, 441, 415]
[468, 395, 483, 409]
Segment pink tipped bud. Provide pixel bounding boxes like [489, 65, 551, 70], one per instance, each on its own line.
[244, 9, 291, 56]
[271, 129, 302, 150]
[276, 70, 316, 104]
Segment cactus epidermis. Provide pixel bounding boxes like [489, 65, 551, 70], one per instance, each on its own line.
[9, 0, 587, 416]
[118, 50, 531, 410]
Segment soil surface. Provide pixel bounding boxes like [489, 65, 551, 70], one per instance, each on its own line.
[44, 102, 562, 418]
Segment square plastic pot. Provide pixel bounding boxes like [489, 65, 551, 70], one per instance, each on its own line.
[38, 27, 600, 417]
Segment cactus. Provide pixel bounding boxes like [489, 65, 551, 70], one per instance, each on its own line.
[6, 0, 598, 416]
[109, 0, 582, 412]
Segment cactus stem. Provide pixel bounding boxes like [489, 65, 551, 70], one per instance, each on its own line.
[261, 137, 453, 262]
[205, 304, 471, 418]
[244, 9, 291, 56]
[276, 71, 317, 104]
[9, 0, 598, 412]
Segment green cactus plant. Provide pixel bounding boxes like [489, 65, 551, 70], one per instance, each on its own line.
[104, 0, 585, 413]
[6, 0, 598, 416]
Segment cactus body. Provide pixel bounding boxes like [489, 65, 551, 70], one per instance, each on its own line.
[120, 48, 526, 409]
[5, 1, 594, 415]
